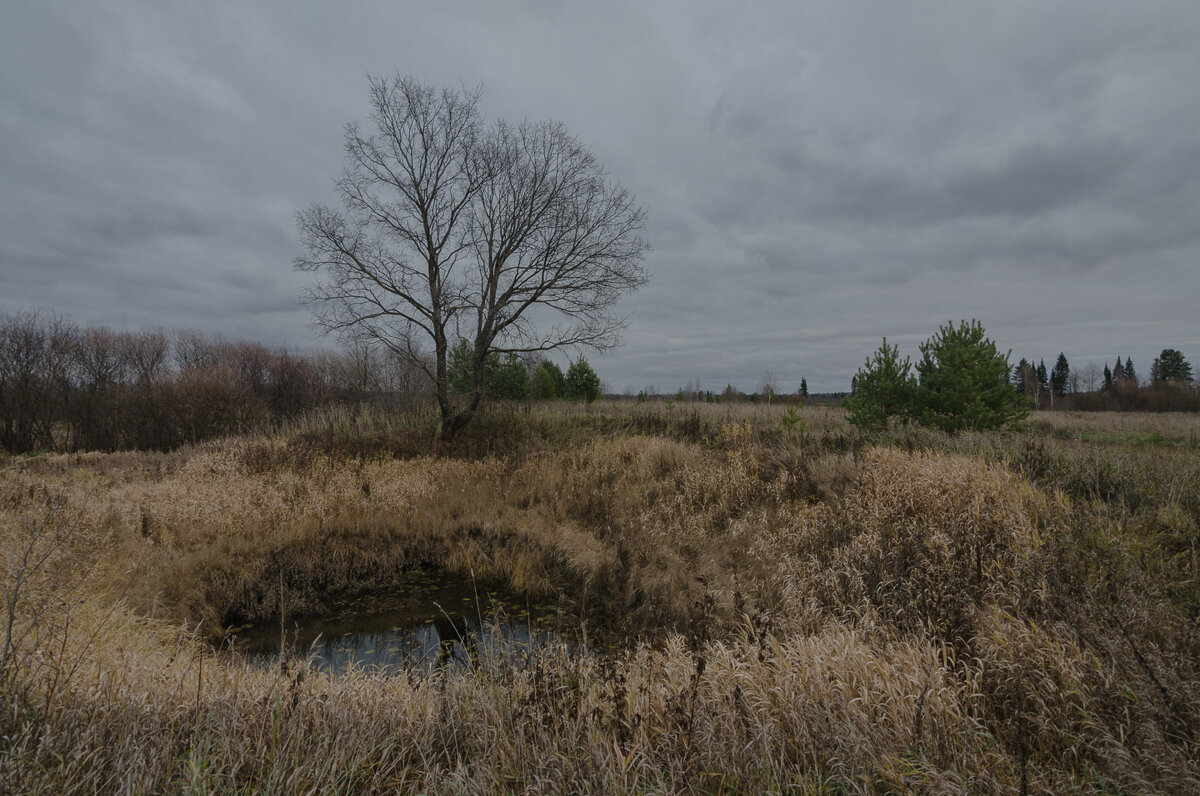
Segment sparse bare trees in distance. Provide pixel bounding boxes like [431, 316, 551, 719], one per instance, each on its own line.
[0, 310, 431, 454]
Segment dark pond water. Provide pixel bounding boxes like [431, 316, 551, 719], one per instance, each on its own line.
[228, 572, 577, 674]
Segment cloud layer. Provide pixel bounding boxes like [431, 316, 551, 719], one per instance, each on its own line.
[3, 1, 1198, 392]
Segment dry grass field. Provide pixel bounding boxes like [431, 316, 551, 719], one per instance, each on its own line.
[2, 402, 1198, 793]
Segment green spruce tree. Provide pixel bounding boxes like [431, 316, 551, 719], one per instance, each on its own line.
[1014, 359, 1029, 393]
[844, 338, 917, 431]
[1150, 349, 1193, 386]
[448, 340, 478, 394]
[491, 354, 531, 399]
[1050, 353, 1070, 397]
[531, 360, 566, 399]
[564, 357, 601, 402]
[914, 320, 1029, 432]
[1123, 357, 1137, 385]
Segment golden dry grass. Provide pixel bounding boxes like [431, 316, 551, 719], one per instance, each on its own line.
[2, 404, 1198, 793]
[1028, 408, 1200, 443]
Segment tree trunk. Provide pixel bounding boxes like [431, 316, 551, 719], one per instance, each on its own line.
[436, 388, 483, 443]
[436, 408, 472, 442]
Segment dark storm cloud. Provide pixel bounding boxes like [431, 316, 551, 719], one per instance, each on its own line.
[2, 0, 1198, 391]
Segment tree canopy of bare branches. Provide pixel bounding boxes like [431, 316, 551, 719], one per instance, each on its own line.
[296, 75, 648, 439]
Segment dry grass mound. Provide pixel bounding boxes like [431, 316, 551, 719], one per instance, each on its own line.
[2, 410, 1198, 792]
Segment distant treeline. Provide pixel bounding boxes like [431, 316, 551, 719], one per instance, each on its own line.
[5, 309, 1194, 455]
[1045, 383, 1200, 412]
[1012, 352, 1199, 412]
[623, 377, 815, 405]
[0, 311, 432, 454]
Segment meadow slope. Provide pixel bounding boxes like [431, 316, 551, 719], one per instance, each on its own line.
[2, 403, 1198, 793]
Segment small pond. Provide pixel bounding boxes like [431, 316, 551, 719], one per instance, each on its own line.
[228, 571, 577, 674]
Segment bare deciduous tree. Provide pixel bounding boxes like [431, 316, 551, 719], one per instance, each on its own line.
[123, 330, 170, 386]
[758, 370, 777, 403]
[296, 75, 649, 439]
[0, 311, 75, 452]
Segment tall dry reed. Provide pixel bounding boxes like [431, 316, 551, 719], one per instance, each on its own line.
[1, 404, 1197, 792]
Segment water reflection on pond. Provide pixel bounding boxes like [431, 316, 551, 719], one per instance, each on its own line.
[229, 572, 574, 674]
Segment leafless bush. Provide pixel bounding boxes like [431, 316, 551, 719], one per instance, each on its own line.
[0, 485, 102, 714]
[0, 311, 436, 455]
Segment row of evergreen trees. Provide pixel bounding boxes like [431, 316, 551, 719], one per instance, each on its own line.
[846, 320, 1028, 432]
[1014, 349, 1194, 399]
[845, 321, 1199, 431]
[666, 378, 810, 404]
[446, 340, 602, 402]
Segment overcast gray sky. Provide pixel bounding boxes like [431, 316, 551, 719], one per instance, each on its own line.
[3, 1, 1198, 393]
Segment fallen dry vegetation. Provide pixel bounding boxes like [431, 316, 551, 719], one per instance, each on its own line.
[1, 403, 1198, 793]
